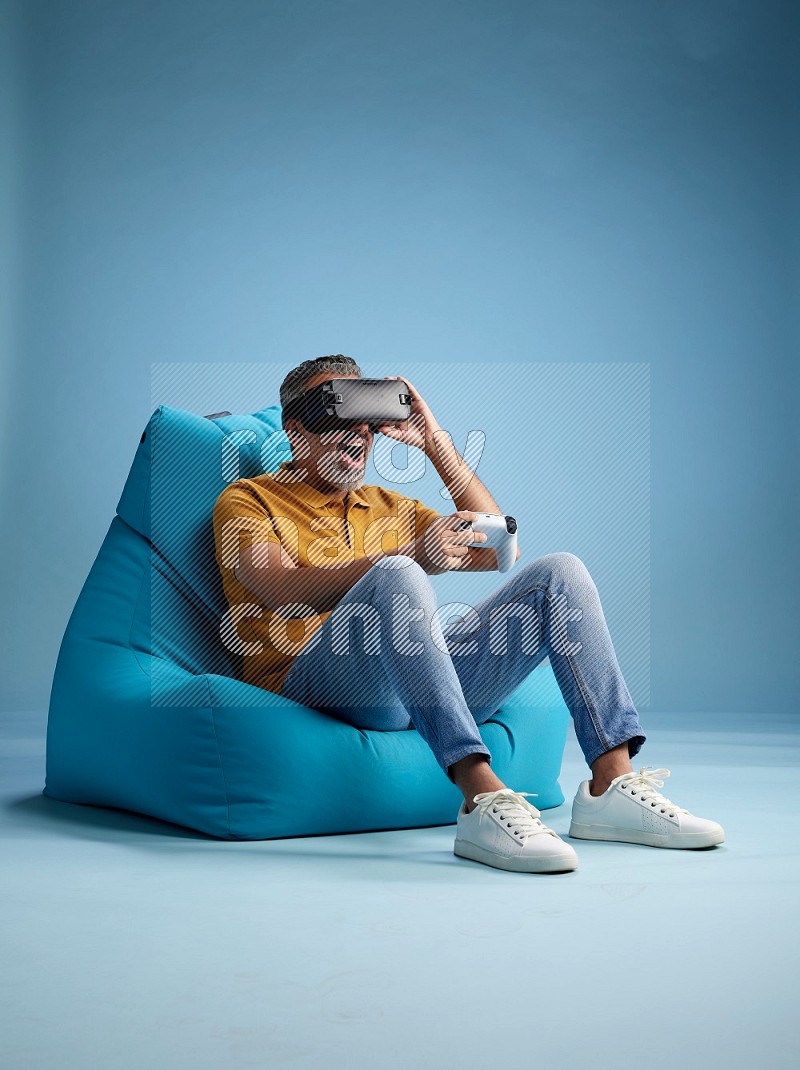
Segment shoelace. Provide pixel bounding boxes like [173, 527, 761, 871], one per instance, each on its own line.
[468, 788, 559, 841]
[615, 767, 690, 818]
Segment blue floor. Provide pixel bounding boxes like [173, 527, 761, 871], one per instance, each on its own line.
[2, 707, 797, 1069]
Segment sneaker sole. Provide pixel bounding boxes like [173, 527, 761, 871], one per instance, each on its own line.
[453, 837, 579, 873]
[568, 821, 724, 849]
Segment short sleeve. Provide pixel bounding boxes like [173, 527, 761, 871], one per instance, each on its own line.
[212, 482, 281, 574]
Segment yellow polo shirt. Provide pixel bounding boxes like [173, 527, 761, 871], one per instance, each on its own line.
[212, 460, 443, 696]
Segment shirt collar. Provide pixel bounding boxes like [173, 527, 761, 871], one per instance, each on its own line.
[273, 461, 370, 508]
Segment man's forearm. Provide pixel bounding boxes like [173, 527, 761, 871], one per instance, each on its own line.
[426, 430, 501, 514]
[250, 539, 421, 616]
[424, 428, 520, 571]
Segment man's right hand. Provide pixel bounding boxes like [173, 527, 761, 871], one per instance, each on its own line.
[413, 511, 488, 575]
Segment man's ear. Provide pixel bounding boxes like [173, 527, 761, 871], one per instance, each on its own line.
[283, 420, 305, 450]
[281, 420, 312, 477]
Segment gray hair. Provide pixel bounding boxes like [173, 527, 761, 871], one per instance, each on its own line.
[279, 354, 362, 421]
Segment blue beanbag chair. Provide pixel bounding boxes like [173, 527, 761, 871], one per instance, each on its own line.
[43, 403, 570, 840]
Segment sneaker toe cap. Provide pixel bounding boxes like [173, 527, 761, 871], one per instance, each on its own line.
[521, 834, 579, 863]
[680, 814, 725, 841]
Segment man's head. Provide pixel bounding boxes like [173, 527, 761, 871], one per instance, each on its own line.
[279, 354, 373, 492]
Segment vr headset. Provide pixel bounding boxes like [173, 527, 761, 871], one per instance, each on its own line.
[282, 377, 412, 434]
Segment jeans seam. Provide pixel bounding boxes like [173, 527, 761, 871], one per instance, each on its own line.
[584, 731, 645, 769]
[449, 577, 612, 758]
[544, 587, 613, 755]
[371, 566, 451, 753]
[328, 561, 452, 754]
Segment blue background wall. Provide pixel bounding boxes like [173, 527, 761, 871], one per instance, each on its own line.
[1, 0, 797, 715]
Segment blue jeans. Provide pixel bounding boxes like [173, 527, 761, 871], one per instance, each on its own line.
[280, 552, 646, 781]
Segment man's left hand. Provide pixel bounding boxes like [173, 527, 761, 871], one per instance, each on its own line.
[375, 375, 442, 455]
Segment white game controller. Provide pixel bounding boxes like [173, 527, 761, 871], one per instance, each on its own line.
[458, 513, 518, 572]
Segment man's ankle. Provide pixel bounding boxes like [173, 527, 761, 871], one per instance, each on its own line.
[450, 753, 506, 811]
[588, 779, 611, 797]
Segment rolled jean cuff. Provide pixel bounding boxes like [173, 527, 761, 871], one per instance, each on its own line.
[444, 743, 492, 783]
[585, 731, 647, 769]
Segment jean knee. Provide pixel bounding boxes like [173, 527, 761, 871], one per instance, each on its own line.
[374, 553, 427, 574]
[523, 552, 595, 597]
[369, 554, 433, 597]
[542, 551, 590, 580]
[373, 554, 430, 580]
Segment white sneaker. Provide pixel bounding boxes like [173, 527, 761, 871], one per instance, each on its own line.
[454, 788, 579, 873]
[569, 766, 725, 849]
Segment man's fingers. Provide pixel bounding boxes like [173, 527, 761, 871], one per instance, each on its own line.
[425, 539, 473, 572]
[446, 528, 487, 545]
[440, 511, 481, 531]
[449, 551, 471, 569]
[447, 542, 470, 556]
[438, 552, 467, 571]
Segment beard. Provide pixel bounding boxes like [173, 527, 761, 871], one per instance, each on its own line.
[318, 439, 367, 488]
[327, 460, 365, 488]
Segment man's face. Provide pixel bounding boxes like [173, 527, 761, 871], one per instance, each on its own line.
[286, 372, 373, 489]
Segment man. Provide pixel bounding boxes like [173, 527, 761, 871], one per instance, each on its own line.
[213, 354, 725, 873]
